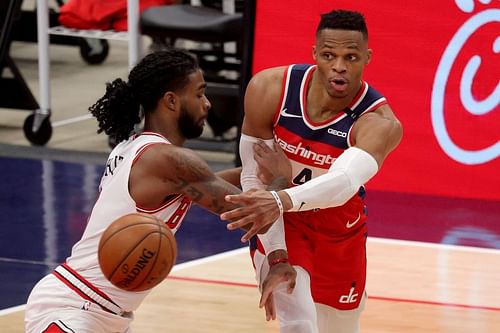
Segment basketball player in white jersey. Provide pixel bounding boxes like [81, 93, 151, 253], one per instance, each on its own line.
[221, 10, 403, 333]
[24, 50, 296, 333]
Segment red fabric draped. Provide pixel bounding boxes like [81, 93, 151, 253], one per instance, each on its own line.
[59, 0, 174, 31]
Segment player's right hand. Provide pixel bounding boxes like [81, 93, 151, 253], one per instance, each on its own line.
[254, 140, 292, 186]
[221, 189, 281, 242]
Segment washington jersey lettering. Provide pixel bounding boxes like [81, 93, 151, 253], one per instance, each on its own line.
[273, 64, 387, 184]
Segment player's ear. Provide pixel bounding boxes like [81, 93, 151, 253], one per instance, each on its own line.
[312, 44, 318, 61]
[366, 48, 372, 65]
[162, 91, 177, 111]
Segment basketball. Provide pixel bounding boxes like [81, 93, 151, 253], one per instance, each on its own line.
[98, 213, 177, 292]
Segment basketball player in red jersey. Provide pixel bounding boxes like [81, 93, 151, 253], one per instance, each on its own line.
[24, 50, 296, 333]
[221, 9, 403, 333]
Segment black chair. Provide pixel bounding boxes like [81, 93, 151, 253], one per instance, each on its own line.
[140, 0, 244, 139]
[0, 0, 39, 112]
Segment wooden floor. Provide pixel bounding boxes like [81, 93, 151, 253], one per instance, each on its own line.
[1, 238, 499, 332]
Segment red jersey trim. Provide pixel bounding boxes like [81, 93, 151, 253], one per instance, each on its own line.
[52, 271, 95, 304]
[52, 264, 121, 315]
[348, 81, 369, 109]
[136, 194, 183, 213]
[132, 142, 168, 166]
[61, 263, 116, 304]
[303, 67, 357, 129]
[302, 66, 345, 127]
[139, 131, 169, 141]
[362, 98, 387, 115]
[42, 322, 75, 333]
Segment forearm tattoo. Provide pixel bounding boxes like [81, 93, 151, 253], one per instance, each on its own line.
[172, 177, 203, 202]
[170, 149, 241, 214]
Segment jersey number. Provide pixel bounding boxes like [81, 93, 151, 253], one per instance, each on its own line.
[293, 168, 312, 185]
[166, 197, 191, 229]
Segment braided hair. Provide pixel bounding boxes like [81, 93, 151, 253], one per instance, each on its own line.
[316, 9, 368, 41]
[89, 49, 200, 143]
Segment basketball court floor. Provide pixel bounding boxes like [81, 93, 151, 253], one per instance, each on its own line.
[0, 26, 499, 332]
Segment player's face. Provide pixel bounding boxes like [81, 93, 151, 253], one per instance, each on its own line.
[312, 29, 372, 98]
[178, 70, 211, 139]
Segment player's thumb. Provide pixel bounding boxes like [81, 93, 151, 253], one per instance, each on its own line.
[259, 287, 271, 308]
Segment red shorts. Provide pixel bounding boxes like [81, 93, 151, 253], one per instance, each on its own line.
[254, 196, 367, 310]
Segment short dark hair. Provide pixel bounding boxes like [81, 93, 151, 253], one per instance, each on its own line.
[89, 49, 199, 142]
[316, 9, 368, 40]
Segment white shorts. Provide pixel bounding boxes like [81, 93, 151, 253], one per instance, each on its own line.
[25, 274, 133, 333]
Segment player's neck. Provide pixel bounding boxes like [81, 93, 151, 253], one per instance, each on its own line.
[308, 76, 361, 117]
[143, 116, 185, 146]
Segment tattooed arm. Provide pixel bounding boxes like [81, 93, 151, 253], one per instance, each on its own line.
[167, 149, 242, 214]
[129, 144, 242, 215]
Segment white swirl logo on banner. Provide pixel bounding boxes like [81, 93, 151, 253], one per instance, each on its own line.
[431, 1, 499, 165]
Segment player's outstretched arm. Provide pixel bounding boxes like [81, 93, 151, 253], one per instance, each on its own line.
[165, 146, 243, 214]
[221, 105, 403, 240]
[165, 144, 298, 309]
[130, 144, 242, 215]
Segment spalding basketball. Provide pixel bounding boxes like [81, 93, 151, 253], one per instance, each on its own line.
[98, 213, 177, 291]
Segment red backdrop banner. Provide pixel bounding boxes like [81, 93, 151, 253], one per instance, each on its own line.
[252, 0, 500, 201]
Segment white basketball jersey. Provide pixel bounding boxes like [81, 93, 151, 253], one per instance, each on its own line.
[66, 132, 192, 311]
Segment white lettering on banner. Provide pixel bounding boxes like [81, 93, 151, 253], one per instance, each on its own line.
[431, 4, 499, 165]
[275, 137, 336, 166]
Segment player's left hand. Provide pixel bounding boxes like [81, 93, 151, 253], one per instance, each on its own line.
[261, 291, 276, 321]
[260, 260, 296, 320]
[254, 140, 291, 186]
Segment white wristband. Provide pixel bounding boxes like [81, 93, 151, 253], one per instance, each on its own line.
[269, 190, 284, 216]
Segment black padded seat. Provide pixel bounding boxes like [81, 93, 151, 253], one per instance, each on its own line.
[140, 5, 243, 43]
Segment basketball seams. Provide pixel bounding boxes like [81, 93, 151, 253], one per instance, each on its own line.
[100, 221, 162, 244]
[98, 213, 177, 291]
[129, 221, 164, 291]
[107, 230, 162, 282]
